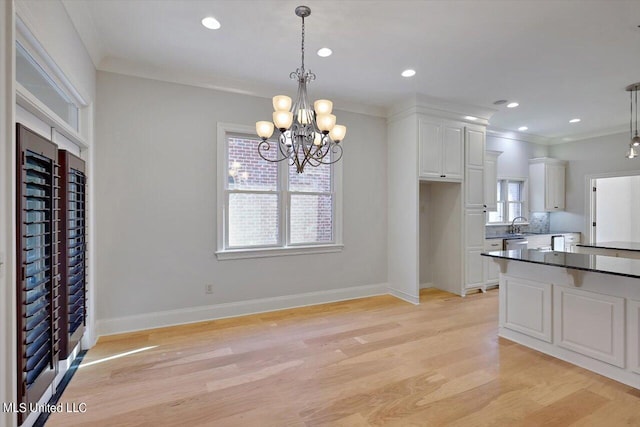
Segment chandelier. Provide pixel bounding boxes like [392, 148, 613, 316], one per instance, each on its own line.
[626, 82, 640, 159]
[255, 5, 346, 173]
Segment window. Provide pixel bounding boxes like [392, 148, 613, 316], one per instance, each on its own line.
[488, 179, 527, 224]
[217, 124, 343, 259]
[16, 42, 79, 131]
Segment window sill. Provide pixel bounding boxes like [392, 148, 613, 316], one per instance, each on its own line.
[216, 244, 344, 260]
[486, 222, 530, 227]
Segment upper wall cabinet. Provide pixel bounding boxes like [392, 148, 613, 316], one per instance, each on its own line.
[484, 151, 501, 212]
[418, 118, 463, 181]
[529, 158, 566, 212]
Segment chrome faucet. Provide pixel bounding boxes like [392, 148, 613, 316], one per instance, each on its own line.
[509, 216, 528, 234]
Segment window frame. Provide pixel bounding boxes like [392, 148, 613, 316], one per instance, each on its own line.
[216, 123, 343, 260]
[486, 177, 529, 225]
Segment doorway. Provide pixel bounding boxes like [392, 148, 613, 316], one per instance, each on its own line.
[589, 173, 640, 243]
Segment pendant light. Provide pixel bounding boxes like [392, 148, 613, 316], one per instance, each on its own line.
[626, 83, 640, 159]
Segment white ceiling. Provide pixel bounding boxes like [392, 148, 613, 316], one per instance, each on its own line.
[62, 0, 640, 142]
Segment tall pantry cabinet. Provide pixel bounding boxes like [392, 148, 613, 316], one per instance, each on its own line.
[15, 124, 87, 424]
[387, 96, 493, 301]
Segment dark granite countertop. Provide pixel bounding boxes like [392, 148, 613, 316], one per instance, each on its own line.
[482, 249, 640, 279]
[576, 241, 640, 252]
[487, 231, 580, 240]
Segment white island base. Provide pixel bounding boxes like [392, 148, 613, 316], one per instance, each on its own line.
[487, 252, 640, 389]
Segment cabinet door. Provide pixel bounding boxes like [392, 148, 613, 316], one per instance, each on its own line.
[552, 164, 565, 210]
[545, 164, 565, 211]
[465, 209, 485, 288]
[466, 249, 485, 289]
[465, 128, 485, 168]
[465, 167, 485, 208]
[418, 119, 442, 178]
[442, 124, 463, 179]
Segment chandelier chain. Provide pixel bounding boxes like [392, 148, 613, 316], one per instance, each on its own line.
[301, 16, 305, 71]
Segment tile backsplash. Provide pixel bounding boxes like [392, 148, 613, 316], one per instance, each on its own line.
[485, 212, 550, 237]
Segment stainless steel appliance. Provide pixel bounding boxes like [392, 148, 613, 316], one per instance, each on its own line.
[504, 237, 528, 251]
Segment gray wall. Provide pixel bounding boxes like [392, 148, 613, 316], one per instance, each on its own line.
[95, 71, 387, 324]
[549, 131, 638, 235]
[486, 135, 548, 179]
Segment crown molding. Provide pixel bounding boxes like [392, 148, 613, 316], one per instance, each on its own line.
[547, 124, 628, 145]
[486, 127, 552, 145]
[98, 56, 388, 118]
[389, 93, 497, 125]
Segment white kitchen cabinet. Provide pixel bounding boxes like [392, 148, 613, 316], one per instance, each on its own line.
[484, 151, 501, 212]
[484, 238, 502, 286]
[529, 158, 566, 212]
[554, 286, 625, 367]
[418, 118, 464, 181]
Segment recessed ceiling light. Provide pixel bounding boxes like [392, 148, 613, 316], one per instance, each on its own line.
[465, 116, 478, 121]
[569, 118, 581, 123]
[201, 16, 221, 30]
[518, 126, 528, 131]
[317, 47, 332, 57]
[507, 102, 519, 108]
[401, 69, 416, 78]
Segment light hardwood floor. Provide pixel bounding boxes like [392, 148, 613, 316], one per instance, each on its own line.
[48, 289, 640, 426]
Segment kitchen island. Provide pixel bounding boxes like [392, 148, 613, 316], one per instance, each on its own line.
[576, 241, 640, 259]
[482, 249, 640, 389]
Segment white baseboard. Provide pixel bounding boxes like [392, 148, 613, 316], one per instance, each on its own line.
[387, 286, 420, 305]
[420, 282, 433, 289]
[98, 283, 388, 336]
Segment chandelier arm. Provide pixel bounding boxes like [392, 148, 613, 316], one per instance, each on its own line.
[315, 144, 343, 165]
[277, 132, 293, 160]
[257, 139, 289, 163]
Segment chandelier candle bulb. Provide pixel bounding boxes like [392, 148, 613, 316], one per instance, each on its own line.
[329, 125, 346, 142]
[313, 133, 322, 146]
[273, 111, 293, 130]
[317, 114, 336, 132]
[297, 109, 311, 125]
[314, 99, 333, 115]
[272, 95, 292, 112]
[256, 121, 275, 139]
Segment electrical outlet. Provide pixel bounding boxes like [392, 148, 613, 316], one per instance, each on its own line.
[205, 284, 214, 294]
